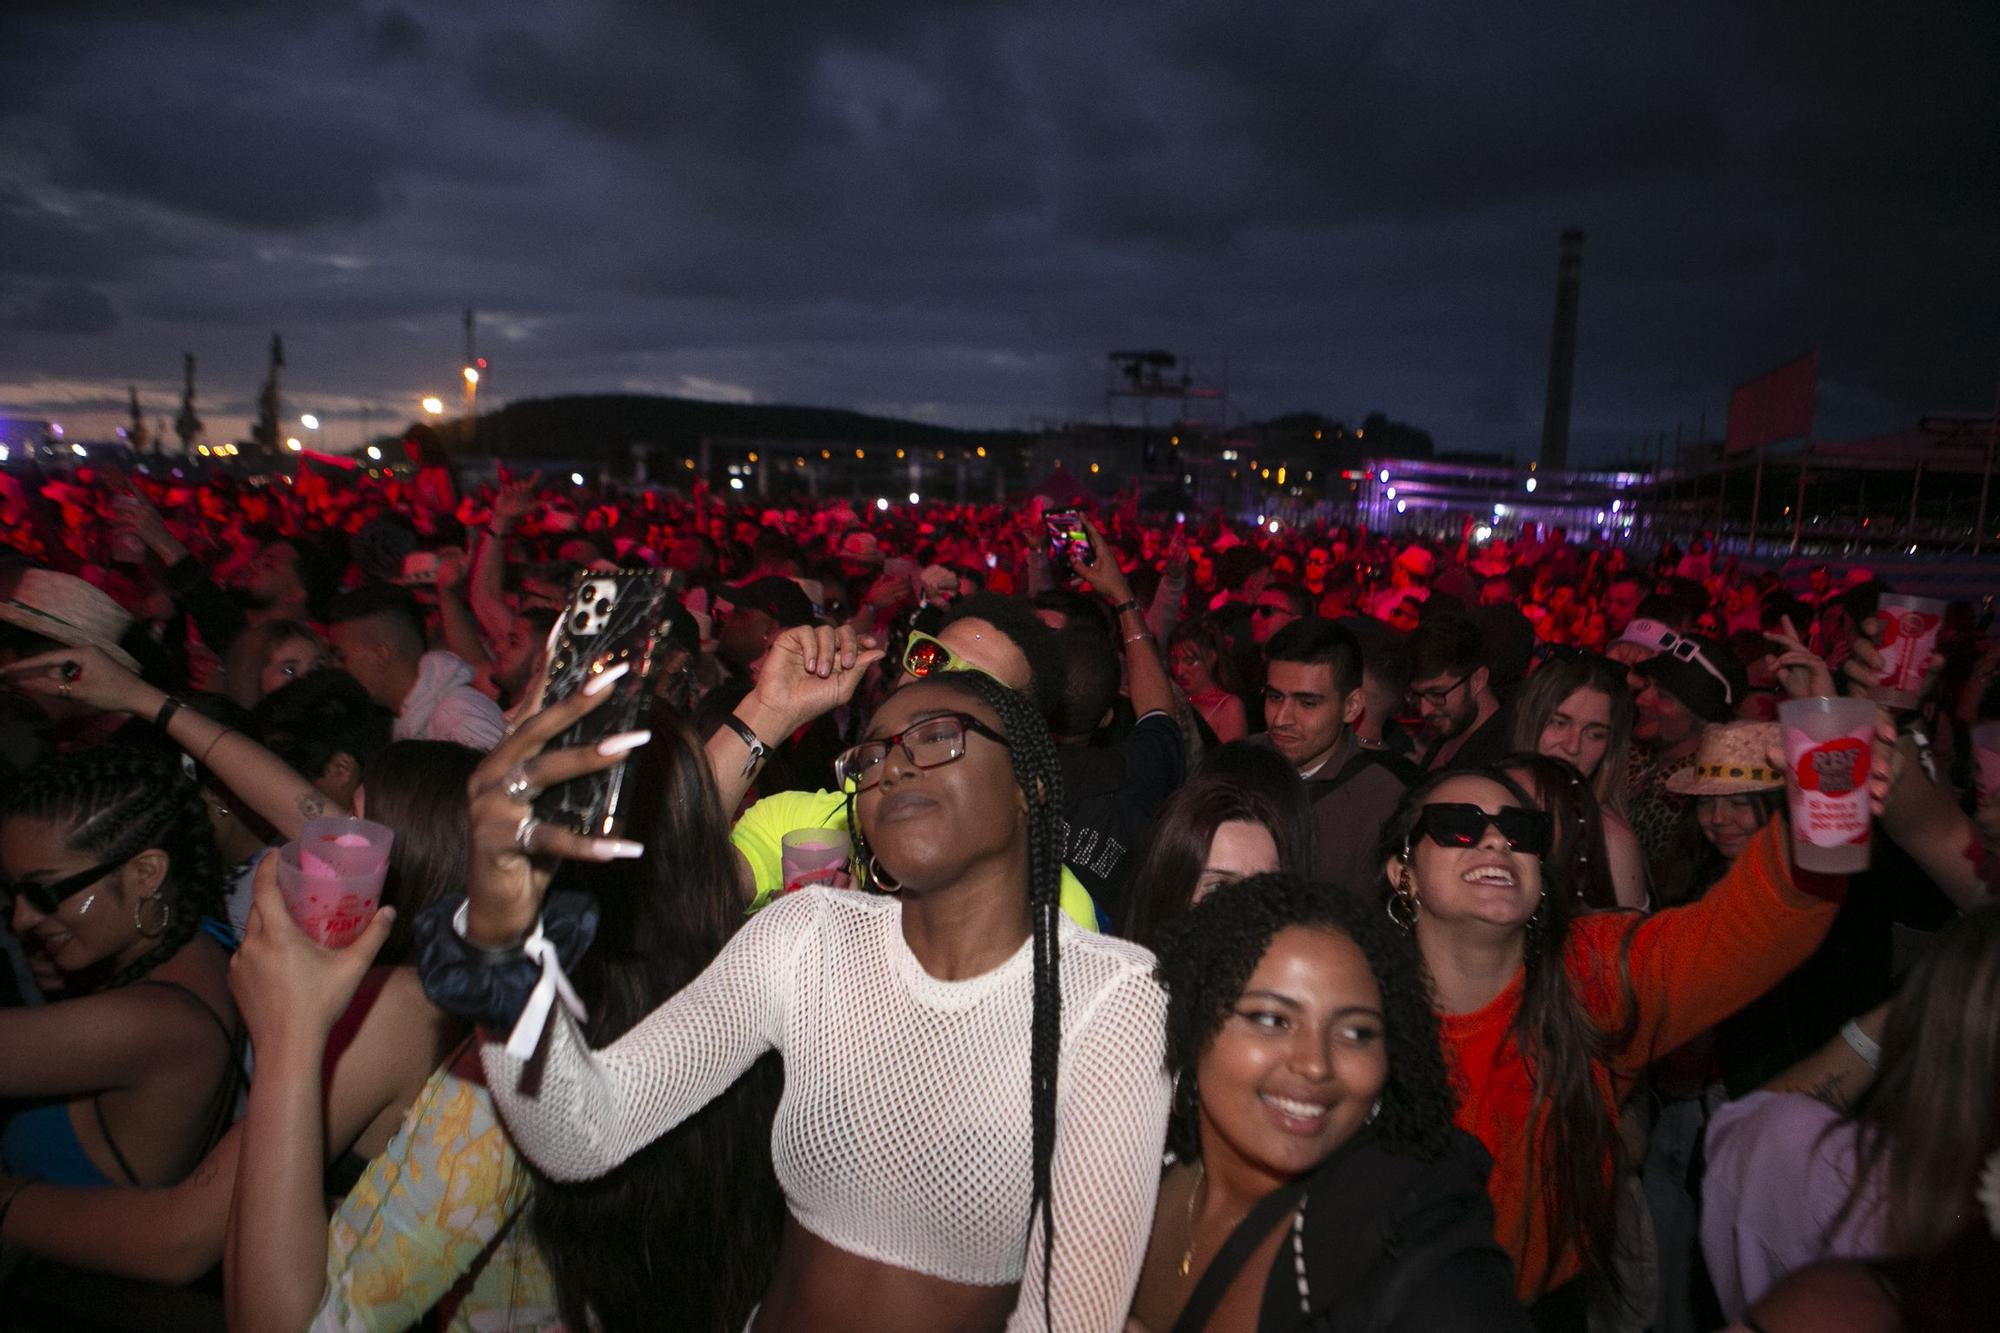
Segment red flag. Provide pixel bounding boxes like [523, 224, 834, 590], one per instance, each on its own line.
[1726, 351, 1818, 454]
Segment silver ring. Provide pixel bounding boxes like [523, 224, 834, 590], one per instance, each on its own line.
[513, 814, 543, 854]
[503, 765, 536, 802]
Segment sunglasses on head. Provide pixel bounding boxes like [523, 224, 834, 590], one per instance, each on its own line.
[1413, 803, 1553, 858]
[0, 851, 138, 917]
[901, 629, 1004, 686]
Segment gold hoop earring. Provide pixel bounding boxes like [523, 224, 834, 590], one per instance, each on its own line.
[134, 891, 171, 940]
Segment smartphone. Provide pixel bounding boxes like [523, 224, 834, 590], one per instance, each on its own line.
[1045, 510, 1093, 566]
[533, 569, 677, 838]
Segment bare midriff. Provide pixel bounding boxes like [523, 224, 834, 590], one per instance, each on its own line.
[752, 1217, 1017, 1333]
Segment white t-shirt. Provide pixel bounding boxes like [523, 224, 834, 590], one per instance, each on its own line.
[482, 886, 1169, 1331]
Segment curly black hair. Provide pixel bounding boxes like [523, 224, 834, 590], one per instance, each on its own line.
[1155, 872, 1454, 1166]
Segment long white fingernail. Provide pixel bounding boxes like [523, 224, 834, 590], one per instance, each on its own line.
[597, 730, 651, 757]
[583, 661, 631, 696]
[594, 839, 645, 859]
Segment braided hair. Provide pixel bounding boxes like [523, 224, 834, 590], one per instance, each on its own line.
[846, 669, 1067, 1327]
[1, 746, 226, 989]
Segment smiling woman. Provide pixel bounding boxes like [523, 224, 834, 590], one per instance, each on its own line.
[0, 748, 238, 1193]
[1132, 874, 1525, 1332]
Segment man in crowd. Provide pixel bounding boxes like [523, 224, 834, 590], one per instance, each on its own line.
[1256, 617, 1409, 894]
[1626, 633, 1745, 870]
[1406, 611, 1513, 771]
[1603, 574, 1645, 641]
[1250, 580, 1309, 645]
[325, 584, 506, 750]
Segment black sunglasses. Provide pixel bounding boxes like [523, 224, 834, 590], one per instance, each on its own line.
[1413, 803, 1553, 858]
[0, 852, 138, 917]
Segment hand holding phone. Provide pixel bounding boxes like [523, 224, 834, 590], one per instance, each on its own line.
[1045, 510, 1093, 567]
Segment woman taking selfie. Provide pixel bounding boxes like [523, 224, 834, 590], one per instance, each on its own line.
[1131, 873, 1526, 1332]
[432, 660, 1169, 1330]
[1378, 750, 1892, 1328]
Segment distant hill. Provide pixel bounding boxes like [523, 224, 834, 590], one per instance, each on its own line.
[456, 394, 1032, 459]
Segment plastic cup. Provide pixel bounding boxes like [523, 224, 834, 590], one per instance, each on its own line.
[1870, 594, 1945, 710]
[1778, 697, 1876, 874]
[1972, 720, 2000, 805]
[275, 816, 393, 947]
[780, 828, 852, 896]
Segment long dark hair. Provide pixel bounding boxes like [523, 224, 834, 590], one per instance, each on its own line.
[1, 746, 225, 990]
[849, 670, 1066, 1327]
[1123, 770, 1308, 950]
[529, 701, 784, 1332]
[1498, 752, 1621, 913]
[1831, 904, 2000, 1257]
[1654, 787, 1785, 909]
[1381, 766, 1629, 1300]
[358, 740, 481, 966]
[1157, 872, 1454, 1164]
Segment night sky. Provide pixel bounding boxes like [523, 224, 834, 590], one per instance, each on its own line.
[1, 2, 1995, 465]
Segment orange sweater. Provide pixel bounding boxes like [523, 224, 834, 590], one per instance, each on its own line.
[1438, 819, 1842, 1302]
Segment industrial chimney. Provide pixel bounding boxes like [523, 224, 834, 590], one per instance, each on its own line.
[1539, 228, 1585, 471]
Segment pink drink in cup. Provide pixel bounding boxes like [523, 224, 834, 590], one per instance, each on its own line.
[1871, 594, 1944, 710]
[275, 816, 394, 947]
[1972, 720, 2000, 805]
[780, 828, 852, 895]
[1779, 697, 1876, 875]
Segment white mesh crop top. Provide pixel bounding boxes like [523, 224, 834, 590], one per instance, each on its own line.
[482, 886, 1170, 1331]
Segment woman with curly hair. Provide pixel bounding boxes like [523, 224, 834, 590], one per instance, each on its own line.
[1131, 872, 1526, 1332]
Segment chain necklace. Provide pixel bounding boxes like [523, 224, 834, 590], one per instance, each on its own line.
[1178, 1161, 1207, 1278]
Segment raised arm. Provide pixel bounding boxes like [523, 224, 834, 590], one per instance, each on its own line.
[1070, 515, 1174, 721]
[469, 475, 539, 644]
[1, 646, 339, 840]
[479, 888, 808, 1181]
[1007, 965, 1170, 1333]
[703, 624, 882, 817]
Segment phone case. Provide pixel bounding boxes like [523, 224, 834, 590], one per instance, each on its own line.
[532, 570, 675, 838]
[1045, 511, 1092, 566]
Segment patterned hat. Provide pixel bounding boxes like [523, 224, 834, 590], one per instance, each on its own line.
[0, 567, 140, 671]
[1665, 721, 1784, 795]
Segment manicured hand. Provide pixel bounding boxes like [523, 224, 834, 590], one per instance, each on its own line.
[461, 663, 651, 946]
[231, 853, 396, 1050]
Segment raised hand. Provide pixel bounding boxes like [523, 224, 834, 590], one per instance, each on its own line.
[1765, 616, 1837, 699]
[230, 853, 397, 1050]
[460, 663, 649, 947]
[748, 624, 885, 734]
[1069, 515, 1134, 603]
[0, 644, 159, 717]
[491, 473, 542, 530]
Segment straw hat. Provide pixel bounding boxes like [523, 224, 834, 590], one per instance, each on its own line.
[0, 567, 140, 671]
[1665, 721, 1783, 796]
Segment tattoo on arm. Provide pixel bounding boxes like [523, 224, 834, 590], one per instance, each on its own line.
[296, 792, 328, 820]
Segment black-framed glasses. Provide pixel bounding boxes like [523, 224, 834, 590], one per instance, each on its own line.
[1408, 670, 1474, 710]
[1413, 803, 1553, 858]
[0, 852, 138, 917]
[835, 712, 1009, 792]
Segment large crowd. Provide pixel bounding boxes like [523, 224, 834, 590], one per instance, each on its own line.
[0, 439, 1997, 1333]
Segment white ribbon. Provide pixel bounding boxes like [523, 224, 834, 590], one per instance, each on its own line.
[453, 902, 589, 1060]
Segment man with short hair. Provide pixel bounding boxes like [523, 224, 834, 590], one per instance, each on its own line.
[326, 584, 506, 750]
[1254, 617, 1409, 895]
[1406, 611, 1512, 771]
[1604, 576, 1645, 639]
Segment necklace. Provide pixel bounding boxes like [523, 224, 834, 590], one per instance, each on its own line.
[1178, 1161, 1207, 1278]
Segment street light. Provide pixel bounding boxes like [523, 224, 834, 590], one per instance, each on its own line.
[366, 445, 382, 461]
[300, 413, 319, 430]
[463, 367, 479, 385]
[285, 437, 302, 452]
[420, 396, 444, 416]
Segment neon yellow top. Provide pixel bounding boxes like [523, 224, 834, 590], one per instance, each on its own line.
[733, 788, 1102, 930]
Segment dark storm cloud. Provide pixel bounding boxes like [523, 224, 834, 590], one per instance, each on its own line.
[0, 1, 1993, 457]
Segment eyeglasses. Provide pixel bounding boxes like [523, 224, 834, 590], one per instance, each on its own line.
[0, 852, 138, 917]
[901, 629, 1003, 686]
[1408, 671, 1474, 709]
[834, 712, 1009, 792]
[1413, 803, 1553, 858]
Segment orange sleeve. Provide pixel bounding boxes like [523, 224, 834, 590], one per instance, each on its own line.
[1569, 819, 1842, 1077]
